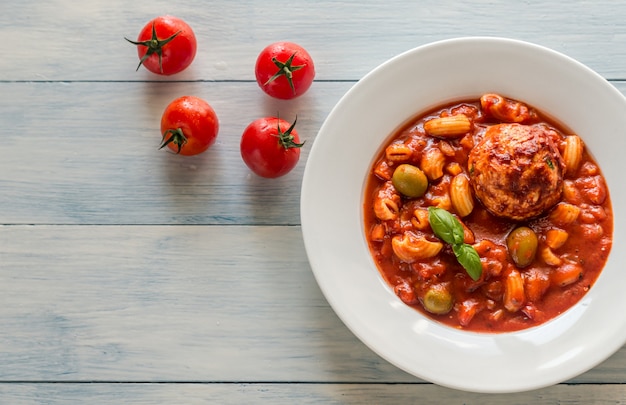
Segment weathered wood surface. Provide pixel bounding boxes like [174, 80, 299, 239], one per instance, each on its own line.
[1, 225, 625, 385]
[2, 0, 626, 81]
[0, 383, 625, 404]
[1, 0, 625, 402]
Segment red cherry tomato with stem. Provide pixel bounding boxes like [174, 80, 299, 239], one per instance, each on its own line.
[240, 116, 304, 178]
[255, 42, 315, 99]
[126, 15, 197, 75]
[160, 96, 219, 156]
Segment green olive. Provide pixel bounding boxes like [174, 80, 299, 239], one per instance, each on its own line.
[422, 285, 453, 315]
[506, 226, 538, 268]
[392, 164, 428, 198]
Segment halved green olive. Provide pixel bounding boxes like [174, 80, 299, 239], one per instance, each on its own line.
[506, 226, 538, 268]
[392, 164, 428, 198]
[422, 284, 453, 315]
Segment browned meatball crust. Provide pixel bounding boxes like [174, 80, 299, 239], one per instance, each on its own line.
[468, 124, 565, 221]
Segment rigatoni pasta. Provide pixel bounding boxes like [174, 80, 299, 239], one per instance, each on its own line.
[373, 182, 401, 221]
[549, 202, 581, 225]
[423, 114, 472, 138]
[420, 148, 445, 180]
[563, 135, 583, 176]
[449, 174, 474, 217]
[385, 142, 413, 162]
[391, 232, 443, 262]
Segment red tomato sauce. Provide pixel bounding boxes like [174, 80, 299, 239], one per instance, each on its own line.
[363, 95, 613, 333]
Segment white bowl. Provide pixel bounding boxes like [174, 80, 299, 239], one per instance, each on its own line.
[300, 37, 626, 393]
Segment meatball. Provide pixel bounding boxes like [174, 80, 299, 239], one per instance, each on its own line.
[468, 124, 565, 221]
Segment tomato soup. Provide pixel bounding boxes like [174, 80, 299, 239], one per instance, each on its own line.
[363, 94, 613, 332]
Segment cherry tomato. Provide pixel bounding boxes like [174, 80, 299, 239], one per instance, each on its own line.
[255, 42, 315, 99]
[126, 15, 197, 75]
[160, 96, 219, 156]
[240, 116, 304, 178]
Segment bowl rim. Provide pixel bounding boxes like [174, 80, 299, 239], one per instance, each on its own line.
[301, 36, 626, 393]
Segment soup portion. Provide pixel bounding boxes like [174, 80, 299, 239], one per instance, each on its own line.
[363, 94, 613, 332]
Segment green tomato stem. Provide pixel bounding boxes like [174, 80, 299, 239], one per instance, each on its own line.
[125, 22, 181, 73]
[274, 115, 304, 149]
[264, 52, 305, 95]
[160, 128, 187, 154]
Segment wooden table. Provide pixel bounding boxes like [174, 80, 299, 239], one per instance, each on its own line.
[1, 1, 625, 403]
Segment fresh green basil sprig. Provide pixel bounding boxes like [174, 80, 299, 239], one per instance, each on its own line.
[427, 207, 482, 281]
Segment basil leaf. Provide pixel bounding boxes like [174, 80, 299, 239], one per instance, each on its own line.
[453, 243, 483, 281]
[428, 207, 464, 245]
[428, 207, 483, 280]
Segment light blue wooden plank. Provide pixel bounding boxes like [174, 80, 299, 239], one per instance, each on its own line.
[0, 0, 624, 402]
[0, 225, 624, 384]
[3, 80, 626, 225]
[0, 383, 625, 404]
[0, 225, 412, 382]
[0, 81, 354, 225]
[0, 0, 625, 81]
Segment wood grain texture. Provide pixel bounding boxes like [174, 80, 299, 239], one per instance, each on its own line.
[0, 225, 624, 385]
[1, 0, 626, 81]
[0, 383, 625, 404]
[3, 80, 626, 226]
[0, 81, 352, 225]
[0, 225, 406, 382]
[3, 0, 626, 401]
